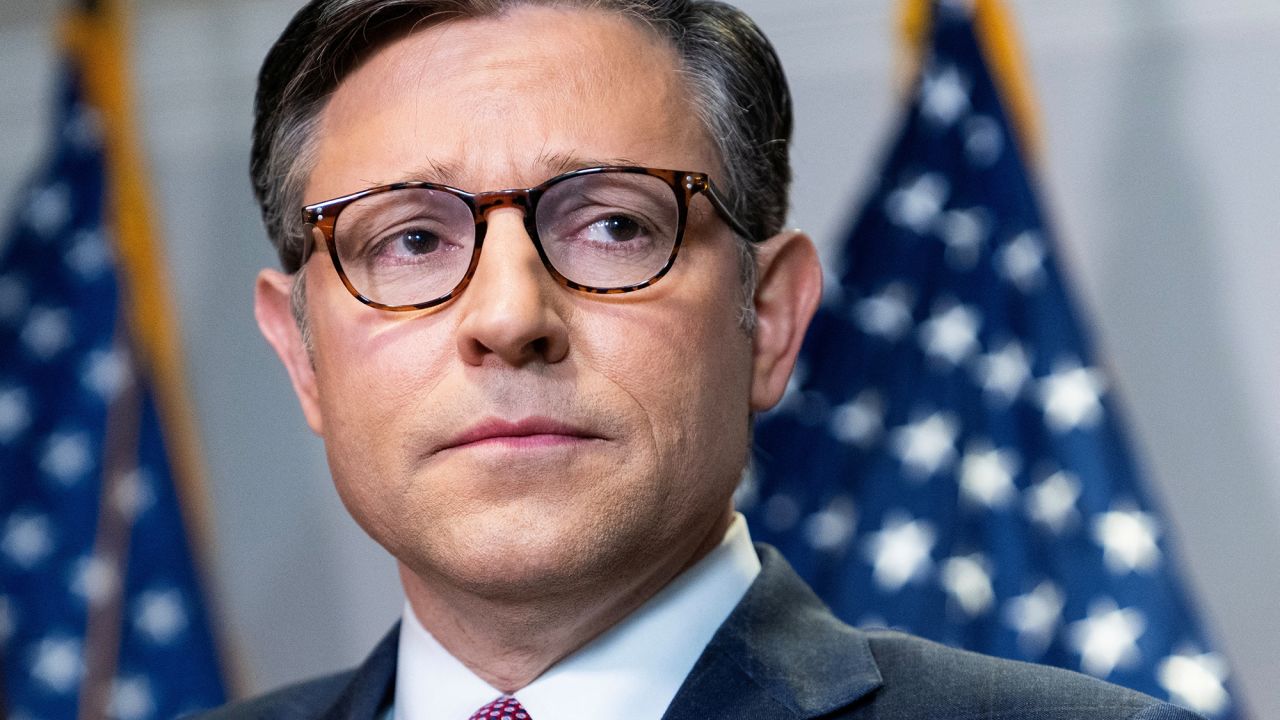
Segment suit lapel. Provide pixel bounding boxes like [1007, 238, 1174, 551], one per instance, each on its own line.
[661, 545, 883, 720]
[319, 623, 400, 720]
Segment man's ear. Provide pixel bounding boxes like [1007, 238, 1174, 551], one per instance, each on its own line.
[255, 268, 325, 435]
[750, 229, 823, 412]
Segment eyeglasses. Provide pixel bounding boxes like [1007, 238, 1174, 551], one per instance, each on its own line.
[301, 166, 756, 311]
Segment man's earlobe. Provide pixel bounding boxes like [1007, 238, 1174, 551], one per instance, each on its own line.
[749, 230, 823, 412]
[254, 268, 325, 435]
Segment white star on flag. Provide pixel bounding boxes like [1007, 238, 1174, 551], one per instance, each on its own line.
[941, 553, 994, 617]
[1038, 362, 1107, 433]
[0, 387, 33, 443]
[24, 183, 72, 239]
[855, 283, 916, 340]
[864, 513, 936, 592]
[996, 230, 1047, 292]
[113, 468, 156, 521]
[39, 431, 93, 486]
[1067, 598, 1147, 678]
[134, 588, 189, 645]
[890, 412, 960, 480]
[762, 493, 802, 533]
[65, 228, 112, 279]
[829, 390, 884, 449]
[110, 676, 156, 720]
[1025, 470, 1082, 533]
[962, 114, 1004, 167]
[939, 207, 989, 270]
[803, 496, 857, 552]
[1003, 581, 1065, 659]
[920, 64, 971, 126]
[959, 443, 1020, 508]
[1093, 506, 1162, 574]
[973, 340, 1031, 403]
[886, 173, 949, 235]
[1158, 649, 1231, 717]
[2, 512, 54, 569]
[82, 346, 133, 401]
[919, 302, 983, 365]
[71, 554, 119, 606]
[20, 306, 74, 361]
[30, 635, 84, 694]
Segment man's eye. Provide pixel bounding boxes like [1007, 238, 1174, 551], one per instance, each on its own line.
[365, 225, 448, 262]
[395, 228, 441, 255]
[578, 212, 660, 245]
[585, 214, 648, 244]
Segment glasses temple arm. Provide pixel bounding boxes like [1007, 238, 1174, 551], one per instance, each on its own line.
[703, 181, 761, 243]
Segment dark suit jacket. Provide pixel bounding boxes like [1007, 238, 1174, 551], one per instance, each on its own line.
[198, 545, 1203, 719]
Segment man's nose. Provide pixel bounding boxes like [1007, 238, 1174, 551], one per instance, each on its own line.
[453, 208, 570, 367]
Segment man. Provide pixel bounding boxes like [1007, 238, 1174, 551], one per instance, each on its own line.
[204, 0, 1203, 717]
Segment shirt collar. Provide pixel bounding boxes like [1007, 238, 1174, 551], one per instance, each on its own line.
[394, 513, 761, 720]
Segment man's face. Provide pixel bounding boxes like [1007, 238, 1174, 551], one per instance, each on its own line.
[259, 5, 807, 601]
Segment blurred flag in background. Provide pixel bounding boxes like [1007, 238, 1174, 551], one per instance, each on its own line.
[741, 1, 1245, 717]
[0, 1, 229, 718]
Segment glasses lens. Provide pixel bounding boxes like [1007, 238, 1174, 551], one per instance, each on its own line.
[333, 188, 475, 307]
[536, 172, 680, 289]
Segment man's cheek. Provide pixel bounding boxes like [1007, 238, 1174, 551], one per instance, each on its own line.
[357, 332, 452, 406]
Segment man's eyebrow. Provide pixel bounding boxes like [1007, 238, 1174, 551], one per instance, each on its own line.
[402, 158, 465, 186]
[392, 153, 641, 190]
[538, 151, 642, 176]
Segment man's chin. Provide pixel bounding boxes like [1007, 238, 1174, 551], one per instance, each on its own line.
[399, 511, 656, 603]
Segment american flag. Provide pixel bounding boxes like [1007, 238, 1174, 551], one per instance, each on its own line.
[0, 7, 227, 719]
[740, 2, 1244, 717]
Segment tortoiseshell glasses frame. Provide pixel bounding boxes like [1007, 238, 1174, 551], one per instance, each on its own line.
[301, 165, 758, 312]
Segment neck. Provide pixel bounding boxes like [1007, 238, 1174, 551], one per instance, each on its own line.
[398, 510, 733, 693]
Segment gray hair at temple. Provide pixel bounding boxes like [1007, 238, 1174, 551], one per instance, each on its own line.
[250, 0, 793, 332]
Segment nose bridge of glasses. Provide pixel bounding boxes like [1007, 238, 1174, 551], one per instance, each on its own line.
[474, 188, 533, 219]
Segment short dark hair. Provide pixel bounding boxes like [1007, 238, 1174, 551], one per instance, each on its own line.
[251, 0, 793, 279]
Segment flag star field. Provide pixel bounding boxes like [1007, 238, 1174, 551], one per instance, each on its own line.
[739, 5, 1242, 718]
[0, 64, 225, 719]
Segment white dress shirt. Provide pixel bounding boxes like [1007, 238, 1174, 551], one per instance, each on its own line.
[393, 514, 761, 720]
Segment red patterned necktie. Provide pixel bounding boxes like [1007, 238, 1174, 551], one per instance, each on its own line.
[468, 695, 531, 720]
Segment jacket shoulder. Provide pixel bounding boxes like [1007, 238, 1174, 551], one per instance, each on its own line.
[191, 624, 400, 720]
[860, 629, 1203, 719]
[184, 670, 355, 720]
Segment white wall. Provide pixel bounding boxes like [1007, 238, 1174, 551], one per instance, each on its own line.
[1, 1, 1277, 716]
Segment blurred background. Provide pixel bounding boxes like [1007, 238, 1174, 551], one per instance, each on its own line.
[1, 0, 1277, 717]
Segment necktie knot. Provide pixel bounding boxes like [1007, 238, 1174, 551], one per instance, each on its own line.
[468, 695, 530, 720]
